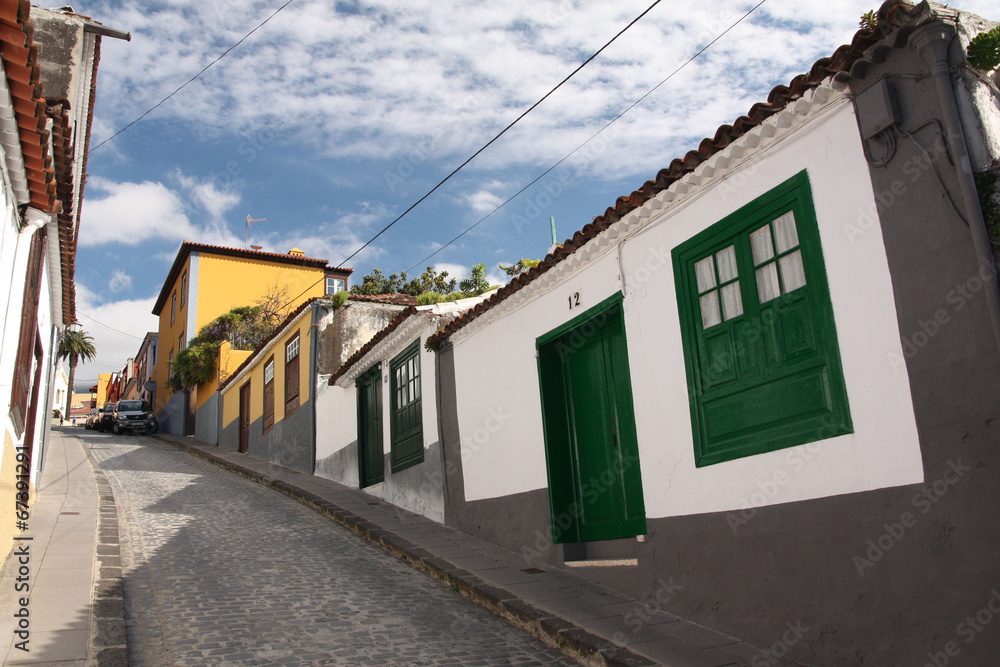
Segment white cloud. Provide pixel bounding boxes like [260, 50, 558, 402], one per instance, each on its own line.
[79, 178, 198, 246]
[108, 269, 132, 294]
[92, 0, 989, 176]
[79, 176, 245, 249]
[70, 283, 158, 390]
[464, 182, 506, 214]
[172, 170, 241, 221]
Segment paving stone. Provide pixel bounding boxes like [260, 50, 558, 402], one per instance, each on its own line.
[86, 438, 582, 666]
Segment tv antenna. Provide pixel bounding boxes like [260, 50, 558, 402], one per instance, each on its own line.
[245, 215, 265, 249]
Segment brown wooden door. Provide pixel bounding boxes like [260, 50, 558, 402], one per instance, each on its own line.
[239, 383, 251, 453]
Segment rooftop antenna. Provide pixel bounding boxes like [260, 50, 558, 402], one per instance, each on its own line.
[245, 215, 265, 249]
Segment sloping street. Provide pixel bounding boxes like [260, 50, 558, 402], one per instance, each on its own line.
[79, 430, 580, 666]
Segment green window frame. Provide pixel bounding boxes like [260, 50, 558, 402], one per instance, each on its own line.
[672, 170, 852, 466]
[389, 339, 423, 472]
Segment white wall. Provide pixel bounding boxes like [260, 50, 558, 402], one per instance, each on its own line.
[315, 319, 445, 522]
[451, 99, 923, 518]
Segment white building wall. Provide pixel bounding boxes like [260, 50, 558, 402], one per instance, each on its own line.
[451, 98, 924, 517]
[315, 319, 445, 522]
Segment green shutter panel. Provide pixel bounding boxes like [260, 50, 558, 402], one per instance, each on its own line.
[673, 171, 852, 466]
[390, 340, 424, 472]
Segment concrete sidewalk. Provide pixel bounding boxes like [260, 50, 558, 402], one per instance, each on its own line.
[154, 433, 798, 667]
[0, 428, 125, 666]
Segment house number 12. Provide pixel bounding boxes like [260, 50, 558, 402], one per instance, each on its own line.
[568, 291, 581, 310]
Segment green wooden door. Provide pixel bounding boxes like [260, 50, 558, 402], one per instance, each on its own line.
[538, 296, 646, 544]
[357, 366, 384, 488]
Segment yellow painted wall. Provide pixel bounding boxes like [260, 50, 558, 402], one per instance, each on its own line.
[155, 251, 325, 416]
[221, 314, 313, 431]
[96, 373, 112, 407]
[70, 391, 94, 409]
[154, 255, 191, 415]
[193, 254, 325, 333]
[0, 430, 36, 564]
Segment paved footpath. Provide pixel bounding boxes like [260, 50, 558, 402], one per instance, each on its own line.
[84, 432, 582, 666]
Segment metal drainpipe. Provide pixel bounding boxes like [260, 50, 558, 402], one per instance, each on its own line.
[910, 23, 1000, 355]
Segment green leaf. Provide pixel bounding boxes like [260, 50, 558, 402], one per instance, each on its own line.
[968, 26, 1000, 71]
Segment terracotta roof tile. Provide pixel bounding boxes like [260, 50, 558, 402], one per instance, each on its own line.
[426, 0, 934, 350]
[152, 242, 344, 315]
[218, 297, 327, 392]
[0, 0, 57, 215]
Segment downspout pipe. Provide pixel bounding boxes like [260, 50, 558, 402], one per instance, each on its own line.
[910, 23, 1000, 356]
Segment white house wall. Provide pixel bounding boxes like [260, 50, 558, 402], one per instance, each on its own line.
[315, 320, 445, 522]
[451, 98, 924, 517]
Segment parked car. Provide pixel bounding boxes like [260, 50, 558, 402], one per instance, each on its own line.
[84, 408, 100, 430]
[111, 400, 158, 435]
[98, 402, 117, 432]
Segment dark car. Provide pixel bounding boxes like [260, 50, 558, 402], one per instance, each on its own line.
[98, 402, 117, 432]
[111, 400, 158, 435]
[84, 408, 100, 430]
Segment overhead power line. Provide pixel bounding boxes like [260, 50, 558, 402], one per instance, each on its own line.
[77, 311, 144, 340]
[90, 0, 298, 153]
[407, 0, 769, 272]
[334, 0, 666, 269]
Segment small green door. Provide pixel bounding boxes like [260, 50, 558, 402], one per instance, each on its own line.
[357, 365, 384, 488]
[538, 296, 646, 544]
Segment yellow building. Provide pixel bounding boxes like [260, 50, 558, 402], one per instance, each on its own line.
[150, 242, 351, 441]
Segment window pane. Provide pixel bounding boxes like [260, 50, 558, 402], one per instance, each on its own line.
[716, 246, 738, 283]
[772, 212, 800, 253]
[756, 263, 780, 303]
[694, 256, 716, 292]
[700, 292, 721, 328]
[720, 282, 743, 320]
[779, 250, 807, 292]
[750, 225, 774, 265]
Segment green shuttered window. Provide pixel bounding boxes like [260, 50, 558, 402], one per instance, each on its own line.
[390, 340, 423, 472]
[673, 171, 852, 466]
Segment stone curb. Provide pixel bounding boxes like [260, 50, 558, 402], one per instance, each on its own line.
[81, 449, 128, 667]
[154, 436, 655, 667]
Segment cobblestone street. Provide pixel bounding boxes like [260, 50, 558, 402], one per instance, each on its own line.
[80, 431, 580, 666]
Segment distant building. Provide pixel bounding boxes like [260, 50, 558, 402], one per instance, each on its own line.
[150, 242, 352, 441]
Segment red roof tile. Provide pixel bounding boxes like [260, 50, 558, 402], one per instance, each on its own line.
[218, 297, 328, 392]
[0, 0, 57, 215]
[152, 242, 345, 315]
[426, 0, 932, 350]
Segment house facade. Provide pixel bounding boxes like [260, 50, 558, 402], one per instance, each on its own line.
[317, 296, 487, 522]
[218, 294, 415, 473]
[409, 3, 1000, 664]
[0, 3, 123, 558]
[150, 241, 351, 440]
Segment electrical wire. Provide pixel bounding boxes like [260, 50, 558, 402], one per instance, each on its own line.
[406, 0, 768, 273]
[89, 0, 298, 153]
[77, 311, 144, 340]
[333, 0, 666, 269]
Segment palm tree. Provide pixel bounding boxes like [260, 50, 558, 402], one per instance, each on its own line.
[57, 327, 97, 419]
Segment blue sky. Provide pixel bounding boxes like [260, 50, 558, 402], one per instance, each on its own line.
[66, 0, 997, 385]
